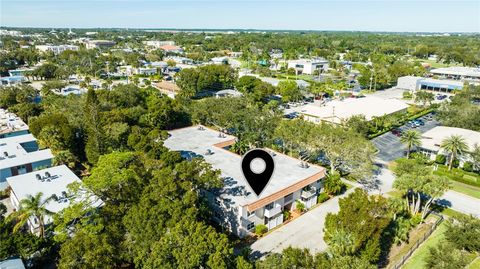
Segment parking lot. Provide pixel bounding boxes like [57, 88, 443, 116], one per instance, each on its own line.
[372, 113, 440, 163]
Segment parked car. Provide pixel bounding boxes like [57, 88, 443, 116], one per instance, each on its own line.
[391, 128, 402, 136]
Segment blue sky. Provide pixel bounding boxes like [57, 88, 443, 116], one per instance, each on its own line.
[1, 0, 479, 32]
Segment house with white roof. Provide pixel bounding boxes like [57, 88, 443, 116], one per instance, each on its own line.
[287, 59, 329, 75]
[418, 126, 480, 167]
[7, 165, 103, 234]
[0, 134, 53, 187]
[164, 126, 326, 237]
[0, 109, 29, 138]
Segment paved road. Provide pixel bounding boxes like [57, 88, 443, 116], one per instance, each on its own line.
[371, 168, 480, 218]
[250, 181, 359, 258]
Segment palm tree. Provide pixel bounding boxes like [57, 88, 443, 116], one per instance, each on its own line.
[13, 192, 56, 238]
[441, 135, 469, 170]
[230, 140, 248, 155]
[400, 130, 421, 159]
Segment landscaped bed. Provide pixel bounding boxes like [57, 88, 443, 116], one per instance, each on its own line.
[386, 214, 440, 269]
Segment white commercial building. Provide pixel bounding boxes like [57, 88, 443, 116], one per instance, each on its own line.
[143, 40, 175, 48]
[418, 126, 480, 167]
[300, 96, 409, 124]
[164, 126, 326, 237]
[396, 76, 464, 93]
[35, 44, 79, 54]
[7, 165, 102, 234]
[287, 59, 329, 75]
[430, 67, 480, 82]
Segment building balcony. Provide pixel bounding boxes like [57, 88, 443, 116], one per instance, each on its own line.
[301, 187, 317, 200]
[264, 204, 282, 218]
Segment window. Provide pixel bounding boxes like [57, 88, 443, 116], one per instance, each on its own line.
[284, 193, 293, 204]
[265, 202, 274, 210]
[246, 222, 255, 231]
[247, 211, 255, 218]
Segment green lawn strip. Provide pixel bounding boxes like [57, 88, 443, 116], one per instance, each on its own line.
[450, 180, 480, 199]
[402, 222, 447, 269]
[467, 256, 480, 269]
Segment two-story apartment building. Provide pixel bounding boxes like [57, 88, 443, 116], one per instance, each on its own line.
[164, 126, 326, 238]
[0, 134, 53, 188]
[7, 165, 103, 234]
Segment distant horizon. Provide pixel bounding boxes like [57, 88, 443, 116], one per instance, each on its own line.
[1, 26, 479, 35]
[1, 1, 479, 33]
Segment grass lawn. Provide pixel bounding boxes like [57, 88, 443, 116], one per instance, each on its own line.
[411, 58, 463, 68]
[402, 222, 447, 269]
[467, 257, 480, 269]
[451, 180, 480, 199]
[386, 189, 403, 198]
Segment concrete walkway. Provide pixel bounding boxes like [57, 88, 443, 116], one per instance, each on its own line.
[250, 182, 357, 258]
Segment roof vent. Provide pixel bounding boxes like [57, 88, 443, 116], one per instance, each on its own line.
[3, 151, 8, 157]
[45, 171, 51, 178]
[36, 174, 41, 181]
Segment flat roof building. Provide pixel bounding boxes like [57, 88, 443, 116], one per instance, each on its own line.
[430, 67, 480, 82]
[0, 134, 53, 187]
[86, 40, 116, 50]
[143, 40, 175, 48]
[0, 109, 29, 138]
[287, 58, 329, 75]
[7, 165, 102, 234]
[396, 76, 465, 93]
[35, 44, 79, 55]
[300, 96, 409, 124]
[164, 126, 326, 237]
[418, 126, 480, 167]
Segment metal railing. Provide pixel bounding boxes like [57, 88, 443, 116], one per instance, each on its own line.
[392, 212, 444, 269]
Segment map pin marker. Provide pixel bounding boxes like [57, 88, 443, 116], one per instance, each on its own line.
[241, 149, 275, 197]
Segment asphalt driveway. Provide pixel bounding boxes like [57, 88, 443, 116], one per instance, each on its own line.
[250, 181, 359, 258]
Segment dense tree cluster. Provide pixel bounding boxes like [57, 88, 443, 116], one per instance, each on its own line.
[176, 64, 237, 97]
[437, 84, 480, 131]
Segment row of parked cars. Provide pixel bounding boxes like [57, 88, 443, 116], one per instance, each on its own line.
[391, 113, 436, 136]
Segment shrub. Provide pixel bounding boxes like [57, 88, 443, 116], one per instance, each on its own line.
[283, 210, 291, 220]
[255, 224, 268, 236]
[435, 154, 447, 165]
[411, 152, 431, 164]
[317, 192, 330, 203]
[452, 158, 460, 168]
[295, 200, 305, 213]
[410, 214, 422, 227]
[402, 91, 413, 99]
[462, 161, 474, 172]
